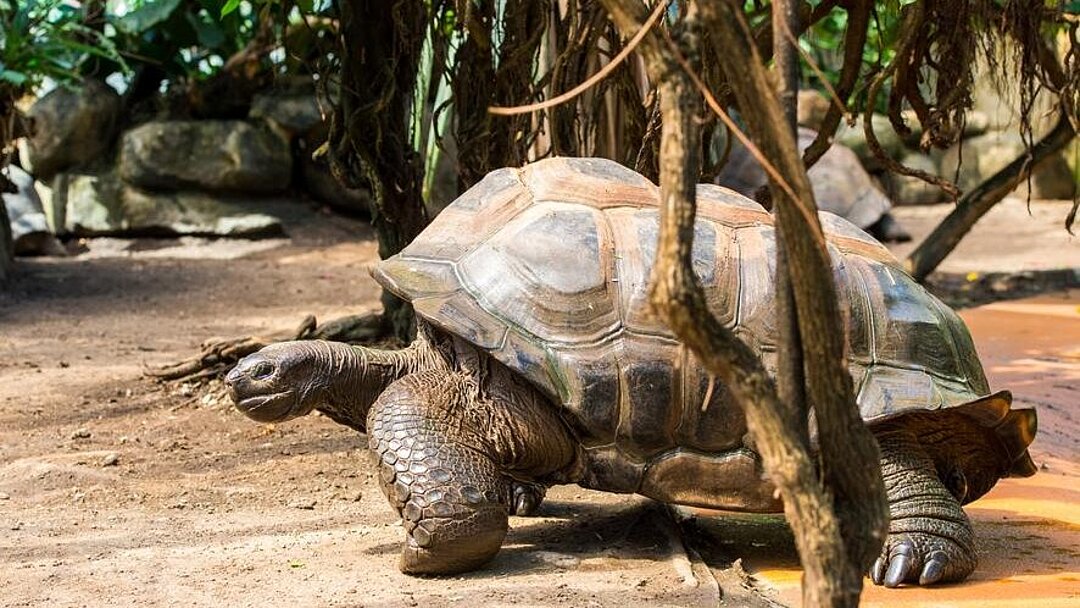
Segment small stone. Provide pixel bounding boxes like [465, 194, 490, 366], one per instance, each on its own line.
[0, 492, 10, 500]
[101, 453, 120, 467]
[288, 498, 316, 510]
[534, 551, 581, 569]
[70, 428, 91, 439]
[351, 491, 363, 502]
[10, 521, 23, 531]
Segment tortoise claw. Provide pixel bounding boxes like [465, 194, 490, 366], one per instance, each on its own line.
[884, 542, 916, 587]
[871, 556, 887, 586]
[919, 550, 948, 586]
[510, 482, 546, 516]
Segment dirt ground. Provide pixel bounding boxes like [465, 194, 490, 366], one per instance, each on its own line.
[1, 203, 1077, 607]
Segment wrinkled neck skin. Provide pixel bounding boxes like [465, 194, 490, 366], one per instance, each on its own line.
[312, 334, 446, 432]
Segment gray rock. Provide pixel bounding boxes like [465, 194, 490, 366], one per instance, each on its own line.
[941, 132, 1077, 200]
[55, 171, 283, 237]
[119, 120, 292, 193]
[250, 90, 325, 140]
[834, 114, 907, 171]
[796, 90, 831, 132]
[299, 155, 371, 215]
[717, 127, 891, 229]
[884, 153, 949, 205]
[1, 165, 63, 255]
[18, 79, 121, 181]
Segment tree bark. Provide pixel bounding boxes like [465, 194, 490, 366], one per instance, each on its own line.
[696, 4, 888, 599]
[328, 0, 431, 340]
[600, 1, 887, 606]
[771, 0, 808, 448]
[906, 115, 1076, 281]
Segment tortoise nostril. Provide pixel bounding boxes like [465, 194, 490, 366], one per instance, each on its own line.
[250, 360, 275, 380]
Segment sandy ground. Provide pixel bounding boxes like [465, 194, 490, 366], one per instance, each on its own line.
[1, 200, 1077, 607]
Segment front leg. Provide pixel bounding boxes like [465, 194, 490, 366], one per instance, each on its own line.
[368, 371, 512, 574]
[872, 430, 977, 587]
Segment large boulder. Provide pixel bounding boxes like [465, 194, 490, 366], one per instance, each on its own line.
[1, 165, 63, 255]
[18, 79, 121, 181]
[941, 132, 1077, 200]
[119, 120, 292, 193]
[54, 171, 283, 237]
[250, 89, 325, 141]
[717, 127, 891, 229]
[299, 155, 371, 216]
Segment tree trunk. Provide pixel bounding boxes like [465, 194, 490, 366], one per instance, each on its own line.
[600, 1, 887, 606]
[771, 0, 808, 448]
[698, 2, 888, 600]
[328, 0, 431, 340]
[906, 115, 1076, 281]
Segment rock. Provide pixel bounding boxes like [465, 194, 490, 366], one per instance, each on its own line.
[119, 120, 292, 193]
[717, 127, 891, 229]
[250, 90, 325, 140]
[288, 497, 317, 510]
[884, 152, 949, 205]
[299, 155, 371, 216]
[54, 171, 284, 237]
[1, 165, 64, 255]
[71, 428, 91, 439]
[101, 453, 120, 467]
[18, 79, 121, 181]
[940, 132, 1077, 200]
[796, 89, 831, 132]
[834, 114, 907, 171]
[0, 197, 12, 282]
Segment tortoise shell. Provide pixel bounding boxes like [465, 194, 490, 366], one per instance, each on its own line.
[374, 157, 1036, 511]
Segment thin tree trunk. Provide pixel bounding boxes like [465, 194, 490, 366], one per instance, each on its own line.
[906, 115, 1076, 281]
[328, 0, 431, 340]
[702, 2, 887, 603]
[771, 0, 808, 448]
[600, 1, 887, 606]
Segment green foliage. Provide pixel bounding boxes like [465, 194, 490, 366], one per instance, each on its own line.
[107, 0, 260, 81]
[800, 4, 903, 113]
[0, 0, 124, 94]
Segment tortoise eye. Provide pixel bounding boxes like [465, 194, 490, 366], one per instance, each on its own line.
[250, 361, 275, 380]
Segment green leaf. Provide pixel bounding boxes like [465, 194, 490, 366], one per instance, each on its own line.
[296, 0, 314, 13]
[117, 0, 183, 35]
[220, 0, 241, 17]
[0, 69, 28, 86]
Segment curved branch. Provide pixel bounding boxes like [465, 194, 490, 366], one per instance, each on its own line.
[906, 115, 1076, 281]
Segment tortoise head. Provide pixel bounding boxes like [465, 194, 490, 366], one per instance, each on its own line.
[225, 341, 331, 423]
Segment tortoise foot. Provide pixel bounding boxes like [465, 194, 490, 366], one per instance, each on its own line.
[370, 373, 512, 575]
[871, 531, 976, 587]
[510, 481, 546, 516]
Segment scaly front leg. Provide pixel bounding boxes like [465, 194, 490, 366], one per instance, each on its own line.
[368, 371, 513, 575]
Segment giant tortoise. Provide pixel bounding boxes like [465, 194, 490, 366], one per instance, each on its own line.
[225, 157, 1036, 587]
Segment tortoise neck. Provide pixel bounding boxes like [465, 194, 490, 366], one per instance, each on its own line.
[317, 337, 444, 431]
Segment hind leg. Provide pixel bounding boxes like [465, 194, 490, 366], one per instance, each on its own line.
[871, 430, 976, 587]
[368, 372, 514, 574]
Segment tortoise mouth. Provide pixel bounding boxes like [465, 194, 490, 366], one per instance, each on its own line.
[233, 391, 298, 422]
